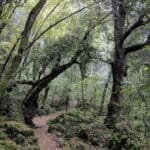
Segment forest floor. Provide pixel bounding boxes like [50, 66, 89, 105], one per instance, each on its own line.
[33, 110, 66, 150]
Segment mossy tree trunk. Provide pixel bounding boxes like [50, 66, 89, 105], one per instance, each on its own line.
[22, 60, 80, 125]
[0, 0, 47, 97]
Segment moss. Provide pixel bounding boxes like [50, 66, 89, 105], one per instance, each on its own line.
[64, 138, 91, 150]
[15, 133, 25, 144]
[0, 130, 7, 140]
[0, 121, 39, 150]
[48, 123, 66, 133]
[48, 109, 109, 148]
[0, 121, 34, 137]
[0, 140, 18, 150]
[27, 136, 37, 144]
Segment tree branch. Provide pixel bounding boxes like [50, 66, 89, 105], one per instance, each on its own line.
[33, 22, 97, 87]
[17, 80, 35, 86]
[0, 4, 17, 34]
[125, 42, 149, 54]
[125, 33, 150, 54]
[33, 2, 61, 40]
[97, 57, 113, 65]
[18, 0, 47, 54]
[121, 14, 150, 44]
[25, 3, 96, 50]
[0, 0, 47, 96]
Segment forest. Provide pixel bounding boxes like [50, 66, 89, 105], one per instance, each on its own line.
[0, 0, 149, 149]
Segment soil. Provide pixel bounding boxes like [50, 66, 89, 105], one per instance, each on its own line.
[33, 111, 66, 150]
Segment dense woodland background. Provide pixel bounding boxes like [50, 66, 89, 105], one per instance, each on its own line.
[0, 0, 149, 149]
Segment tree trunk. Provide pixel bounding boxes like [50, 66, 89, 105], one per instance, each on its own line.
[0, 0, 46, 97]
[104, 0, 126, 128]
[22, 61, 76, 125]
[99, 71, 111, 115]
[104, 56, 125, 128]
[22, 93, 38, 126]
[22, 80, 50, 125]
[22, 24, 94, 125]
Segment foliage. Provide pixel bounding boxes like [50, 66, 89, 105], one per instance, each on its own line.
[48, 109, 110, 149]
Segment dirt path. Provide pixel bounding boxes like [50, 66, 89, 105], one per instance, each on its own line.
[33, 111, 66, 150]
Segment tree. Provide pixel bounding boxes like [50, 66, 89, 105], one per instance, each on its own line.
[104, 0, 150, 128]
[0, 0, 102, 124]
[0, 0, 47, 96]
[0, 0, 93, 98]
[22, 23, 97, 125]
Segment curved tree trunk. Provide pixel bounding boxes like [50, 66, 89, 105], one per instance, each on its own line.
[22, 62, 76, 125]
[22, 92, 39, 126]
[22, 24, 96, 125]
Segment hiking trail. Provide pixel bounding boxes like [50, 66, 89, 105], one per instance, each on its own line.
[33, 110, 66, 150]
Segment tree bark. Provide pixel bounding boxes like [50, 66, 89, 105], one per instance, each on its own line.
[22, 61, 77, 125]
[104, 0, 126, 128]
[104, 56, 125, 128]
[104, 0, 150, 129]
[0, 0, 47, 97]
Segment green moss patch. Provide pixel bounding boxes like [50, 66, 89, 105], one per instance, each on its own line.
[0, 121, 39, 150]
[48, 109, 144, 150]
[48, 109, 110, 149]
[0, 140, 18, 150]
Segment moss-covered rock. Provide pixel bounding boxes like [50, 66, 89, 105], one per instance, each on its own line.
[0, 121, 34, 137]
[0, 121, 39, 150]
